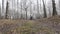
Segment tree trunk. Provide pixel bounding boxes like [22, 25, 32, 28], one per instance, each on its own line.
[20, 0, 23, 19]
[0, 5, 1, 18]
[25, 8, 27, 20]
[24, 0, 27, 20]
[2, 0, 4, 18]
[59, 0, 60, 8]
[52, 0, 57, 16]
[5, 1, 9, 19]
[17, 0, 19, 19]
[30, 0, 33, 20]
[37, 0, 39, 13]
[42, 0, 47, 18]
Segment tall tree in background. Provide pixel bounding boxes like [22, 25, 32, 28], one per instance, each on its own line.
[20, 0, 23, 19]
[52, 0, 57, 16]
[23, 0, 28, 20]
[17, 0, 19, 19]
[5, 1, 9, 19]
[48, 7, 51, 17]
[14, 0, 16, 19]
[2, 0, 4, 18]
[42, 0, 47, 18]
[40, 0, 42, 12]
[13, 0, 16, 19]
[0, 5, 1, 18]
[59, 0, 60, 10]
[37, 0, 39, 13]
[37, 0, 40, 18]
[11, 0, 13, 19]
[25, 6, 28, 20]
[30, 0, 33, 20]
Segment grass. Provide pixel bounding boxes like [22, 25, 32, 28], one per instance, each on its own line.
[0, 16, 60, 34]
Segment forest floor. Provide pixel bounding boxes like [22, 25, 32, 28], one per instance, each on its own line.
[0, 15, 60, 34]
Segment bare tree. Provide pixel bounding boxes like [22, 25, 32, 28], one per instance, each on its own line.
[2, 0, 4, 18]
[0, 5, 1, 18]
[37, 0, 39, 13]
[40, 0, 42, 12]
[48, 6, 51, 17]
[25, 7, 28, 20]
[59, 0, 60, 8]
[30, 0, 33, 20]
[42, 0, 47, 18]
[37, 0, 40, 19]
[17, 0, 19, 19]
[23, 0, 28, 20]
[20, 0, 23, 19]
[5, 1, 9, 19]
[11, 0, 13, 19]
[52, 0, 57, 16]
[25, 0, 28, 20]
